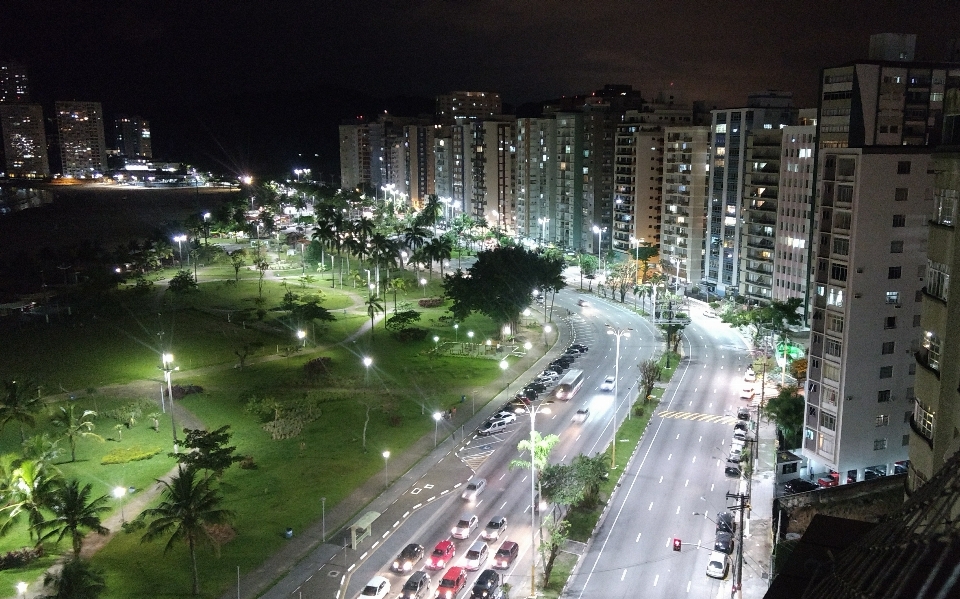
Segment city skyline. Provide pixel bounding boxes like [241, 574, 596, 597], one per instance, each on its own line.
[2, 1, 955, 177]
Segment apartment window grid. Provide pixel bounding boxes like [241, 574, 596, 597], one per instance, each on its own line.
[874, 439, 888, 451]
[881, 341, 895, 355]
[889, 266, 902, 279]
[891, 240, 904, 253]
[923, 331, 941, 371]
[933, 188, 957, 226]
[876, 414, 890, 427]
[819, 411, 837, 431]
[926, 260, 950, 301]
[886, 291, 900, 304]
[913, 401, 935, 439]
[893, 214, 906, 227]
[878, 389, 891, 403]
[885, 316, 897, 329]
[897, 161, 911, 174]
[880, 366, 893, 379]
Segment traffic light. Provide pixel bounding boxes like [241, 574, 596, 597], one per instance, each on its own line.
[672, 538, 682, 552]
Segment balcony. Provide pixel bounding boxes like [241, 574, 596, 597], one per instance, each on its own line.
[909, 414, 934, 449]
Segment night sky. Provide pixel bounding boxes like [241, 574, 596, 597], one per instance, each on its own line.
[3, 1, 956, 179]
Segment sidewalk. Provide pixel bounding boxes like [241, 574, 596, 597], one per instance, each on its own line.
[220, 309, 573, 599]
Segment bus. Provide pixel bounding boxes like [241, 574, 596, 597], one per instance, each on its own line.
[554, 369, 585, 401]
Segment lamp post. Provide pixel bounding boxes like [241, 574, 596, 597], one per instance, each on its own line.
[592, 225, 607, 277]
[454, 323, 459, 343]
[113, 486, 127, 524]
[173, 234, 187, 268]
[321, 496, 326, 542]
[203, 212, 211, 246]
[162, 353, 179, 453]
[382, 450, 390, 489]
[363, 356, 373, 385]
[538, 217, 550, 245]
[16, 582, 27, 599]
[499, 358, 509, 371]
[513, 401, 552, 598]
[433, 412, 442, 447]
[420, 278, 427, 297]
[543, 324, 552, 348]
[467, 330, 474, 354]
[606, 325, 633, 468]
[297, 330, 306, 348]
[433, 335, 440, 352]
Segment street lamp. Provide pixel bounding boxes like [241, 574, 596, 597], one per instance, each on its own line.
[592, 225, 607, 276]
[420, 278, 427, 297]
[543, 324, 552, 348]
[513, 401, 553, 598]
[297, 330, 306, 348]
[538, 217, 550, 245]
[382, 450, 390, 489]
[467, 330, 474, 353]
[454, 323, 459, 343]
[16, 582, 27, 599]
[363, 356, 373, 385]
[113, 486, 127, 523]
[203, 213, 211, 246]
[499, 358, 509, 371]
[433, 335, 440, 352]
[161, 353, 179, 453]
[173, 234, 187, 268]
[433, 411, 443, 447]
[321, 496, 326, 542]
[606, 325, 633, 468]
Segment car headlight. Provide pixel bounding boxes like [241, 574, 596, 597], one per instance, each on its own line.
[393, 561, 400, 569]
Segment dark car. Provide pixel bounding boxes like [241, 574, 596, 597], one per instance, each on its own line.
[737, 407, 750, 421]
[516, 388, 538, 402]
[555, 355, 575, 365]
[569, 343, 588, 352]
[493, 541, 518, 569]
[784, 479, 819, 495]
[470, 569, 502, 599]
[525, 381, 547, 393]
[734, 421, 749, 433]
[392, 543, 425, 573]
[716, 511, 735, 534]
[563, 347, 580, 357]
[724, 464, 742, 478]
[545, 364, 565, 374]
[714, 531, 734, 555]
[401, 571, 431, 599]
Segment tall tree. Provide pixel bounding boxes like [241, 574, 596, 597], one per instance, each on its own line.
[631, 242, 660, 284]
[0, 379, 43, 442]
[763, 385, 804, 449]
[0, 457, 61, 541]
[228, 249, 247, 282]
[365, 295, 385, 335]
[140, 467, 234, 595]
[36, 479, 110, 557]
[638, 358, 663, 402]
[40, 557, 107, 599]
[51, 406, 103, 463]
[538, 515, 570, 586]
[173, 426, 241, 479]
[387, 278, 407, 314]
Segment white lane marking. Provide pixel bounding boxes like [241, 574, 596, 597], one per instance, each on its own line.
[499, 473, 506, 480]
[694, 387, 698, 393]
[685, 479, 689, 487]
[636, 532, 642, 542]
[699, 436, 702, 442]
[621, 570, 627, 581]
[720, 365, 723, 370]
[716, 460, 721, 467]
[561, 454, 567, 462]
[500, 501, 507, 510]
[659, 476, 663, 483]
[676, 505, 681, 514]
[654, 574, 659, 586]
[668, 454, 672, 461]
[711, 483, 715, 492]
[648, 502, 654, 511]
[476, 499, 483, 506]
[521, 476, 527, 483]
[692, 456, 696, 463]
[676, 434, 680, 439]
[687, 581, 692, 593]
[576, 434, 582, 441]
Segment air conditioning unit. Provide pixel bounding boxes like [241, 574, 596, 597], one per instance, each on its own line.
[856, 267, 864, 273]
[895, 304, 902, 308]
[854, 293, 863, 298]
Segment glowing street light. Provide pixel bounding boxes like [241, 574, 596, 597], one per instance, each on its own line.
[513, 401, 553, 599]
[420, 278, 427, 297]
[606, 325, 632, 468]
[161, 353, 179, 453]
[453, 322, 459, 343]
[467, 330, 474, 354]
[363, 356, 373, 385]
[543, 324, 552, 347]
[593, 225, 607, 275]
[499, 358, 509, 371]
[433, 411, 443, 446]
[297, 330, 306, 347]
[16, 582, 27, 599]
[382, 450, 390, 489]
[113, 486, 127, 523]
[173, 234, 187, 267]
[538, 217, 550, 245]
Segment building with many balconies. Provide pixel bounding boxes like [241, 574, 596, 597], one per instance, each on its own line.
[661, 125, 710, 286]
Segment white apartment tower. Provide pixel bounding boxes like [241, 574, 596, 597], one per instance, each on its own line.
[468, 119, 515, 235]
[804, 148, 932, 483]
[661, 126, 711, 286]
[56, 101, 107, 178]
[515, 117, 557, 244]
[0, 103, 50, 178]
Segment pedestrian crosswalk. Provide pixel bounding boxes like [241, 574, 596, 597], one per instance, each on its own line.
[657, 410, 738, 425]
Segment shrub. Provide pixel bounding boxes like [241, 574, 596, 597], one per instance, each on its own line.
[101, 445, 163, 465]
[396, 327, 428, 342]
[0, 546, 44, 571]
[171, 384, 203, 400]
[239, 455, 257, 469]
[104, 399, 153, 425]
[304, 356, 333, 380]
[418, 297, 443, 308]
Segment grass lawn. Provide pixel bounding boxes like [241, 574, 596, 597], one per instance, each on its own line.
[0, 260, 519, 598]
[540, 552, 578, 599]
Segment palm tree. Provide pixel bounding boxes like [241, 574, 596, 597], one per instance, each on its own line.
[429, 236, 454, 278]
[365, 295, 385, 336]
[40, 557, 106, 599]
[403, 224, 429, 255]
[140, 467, 234, 595]
[0, 457, 61, 541]
[51, 406, 103, 463]
[417, 194, 444, 236]
[37, 479, 110, 556]
[0, 379, 43, 442]
[387, 278, 407, 314]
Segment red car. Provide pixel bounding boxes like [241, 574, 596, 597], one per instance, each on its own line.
[427, 540, 456, 570]
[435, 566, 467, 599]
[817, 471, 840, 488]
[493, 541, 518, 569]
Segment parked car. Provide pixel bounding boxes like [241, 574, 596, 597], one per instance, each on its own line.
[784, 479, 819, 495]
[538, 371, 560, 382]
[744, 368, 756, 382]
[481, 517, 508, 542]
[478, 419, 510, 436]
[360, 576, 391, 599]
[740, 384, 755, 400]
[569, 343, 589, 352]
[734, 421, 749, 433]
[492, 411, 517, 424]
[818, 471, 840, 488]
[600, 376, 616, 392]
[493, 541, 518, 568]
[452, 514, 479, 539]
[525, 381, 547, 393]
[392, 543, 425, 573]
[464, 541, 489, 570]
[572, 408, 590, 423]
[737, 407, 751, 421]
[724, 464, 742, 478]
[714, 531, 734, 554]
[401, 572, 431, 599]
[733, 428, 747, 441]
[516, 388, 538, 401]
[436, 567, 467, 599]
[716, 511, 735, 534]
[470, 569, 502, 599]
[706, 552, 729, 579]
[564, 347, 580, 357]
[461, 479, 487, 501]
[427, 540, 456, 569]
[545, 364, 565, 375]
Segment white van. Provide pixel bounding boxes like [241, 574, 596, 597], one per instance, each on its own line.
[478, 419, 509, 436]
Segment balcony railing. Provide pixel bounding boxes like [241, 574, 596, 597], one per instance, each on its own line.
[909, 414, 934, 449]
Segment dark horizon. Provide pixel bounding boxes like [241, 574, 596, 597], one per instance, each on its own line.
[3, 1, 956, 179]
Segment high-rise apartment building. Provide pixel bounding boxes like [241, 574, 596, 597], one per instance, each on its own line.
[339, 121, 374, 191]
[515, 117, 557, 244]
[738, 129, 783, 303]
[661, 125, 711, 286]
[434, 124, 469, 215]
[804, 148, 932, 483]
[436, 92, 502, 124]
[114, 115, 152, 159]
[404, 124, 435, 208]
[909, 69, 960, 493]
[773, 111, 818, 316]
[553, 112, 584, 250]
[56, 101, 107, 178]
[580, 102, 618, 253]
[468, 119, 515, 234]
[0, 62, 30, 103]
[0, 103, 50, 178]
[705, 93, 796, 295]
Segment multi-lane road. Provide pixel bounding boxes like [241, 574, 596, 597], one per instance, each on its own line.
[263, 283, 751, 599]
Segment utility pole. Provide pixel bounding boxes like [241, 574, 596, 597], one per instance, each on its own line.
[727, 491, 749, 598]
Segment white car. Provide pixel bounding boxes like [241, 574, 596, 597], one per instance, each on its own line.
[538, 371, 560, 382]
[744, 369, 756, 382]
[452, 513, 479, 539]
[360, 576, 391, 599]
[600, 376, 615, 392]
[572, 408, 589, 423]
[491, 411, 517, 424]
[461, 479, 486, 501]
[706, 552, 729, 579]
